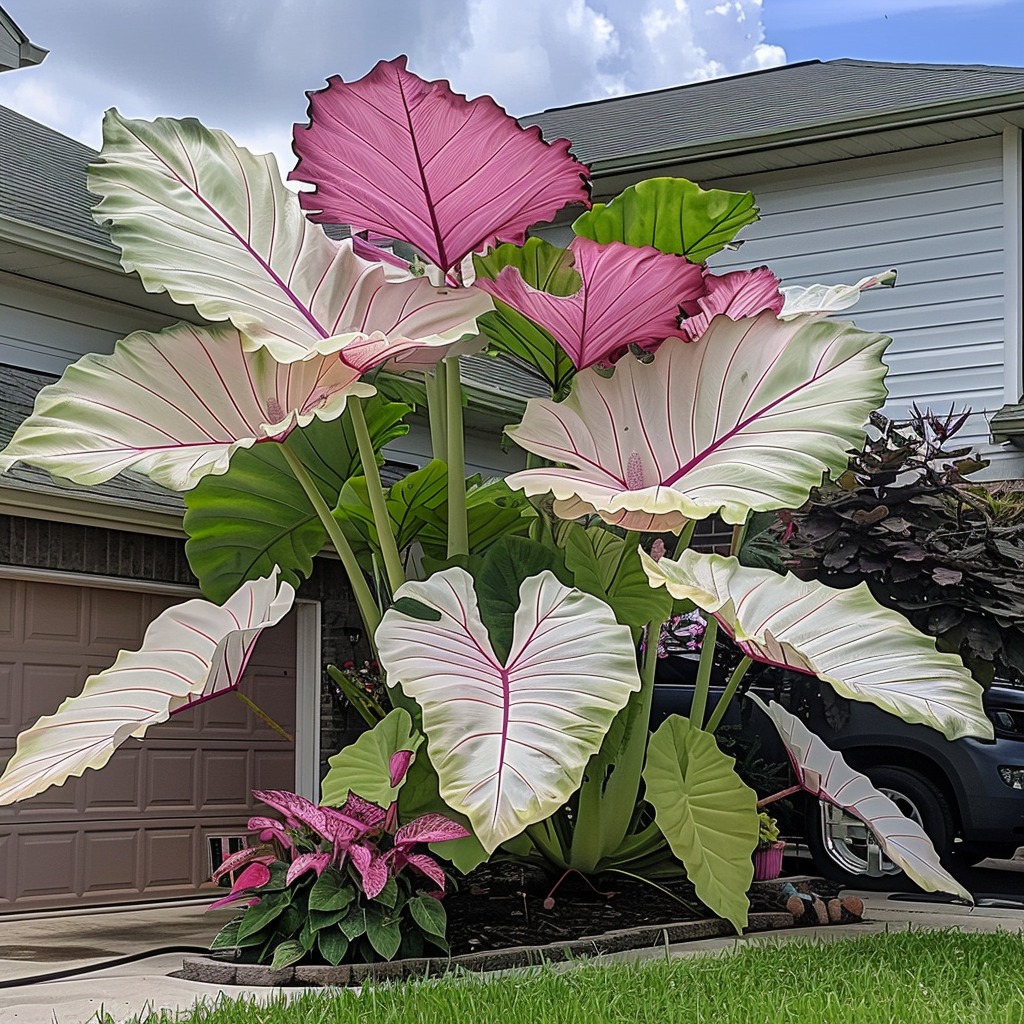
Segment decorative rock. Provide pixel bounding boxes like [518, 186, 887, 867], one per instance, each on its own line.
[179, 958, 237, 985]
[827, 898, 843, 923]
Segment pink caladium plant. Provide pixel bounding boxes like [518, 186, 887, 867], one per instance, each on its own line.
[209, 786, 468, 968]
[292, 56, 591, 274]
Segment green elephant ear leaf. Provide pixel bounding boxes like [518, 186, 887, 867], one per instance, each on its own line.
[563, 525, 672, 638]
[184, 396, 409, 602]
[333, 459, 449, 571]
[320, 708, 423, 809]
[642, 715, 759, 932]
[474, 238, 580, 393]
[572, 177, 758, 264]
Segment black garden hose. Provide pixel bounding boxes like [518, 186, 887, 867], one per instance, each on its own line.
[0, 945, 216, 989]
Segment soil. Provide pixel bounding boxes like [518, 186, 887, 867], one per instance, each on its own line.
[442, 862, 842, 956]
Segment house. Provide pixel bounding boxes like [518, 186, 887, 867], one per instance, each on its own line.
[0, 13, 531, 913]
[526, 58, 1024, 479]
[6, 45, 1024, 914]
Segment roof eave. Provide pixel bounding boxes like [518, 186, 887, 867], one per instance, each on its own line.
[0, 213, 120, 271]
[16, 40, 47, 68]
[585, 92, 1024, 177]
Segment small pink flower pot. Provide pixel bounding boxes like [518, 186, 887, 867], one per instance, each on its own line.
[752, 840, 786, 881]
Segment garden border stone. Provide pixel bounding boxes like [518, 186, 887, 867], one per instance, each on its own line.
[178, 910, 795, 988]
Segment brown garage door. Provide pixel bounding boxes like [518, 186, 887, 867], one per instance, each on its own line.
[0, 575, 297, 913]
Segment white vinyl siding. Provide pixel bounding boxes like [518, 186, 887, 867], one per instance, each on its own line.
[705, 137, 1007, 460]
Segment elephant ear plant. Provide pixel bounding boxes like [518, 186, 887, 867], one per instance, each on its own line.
[0, 54, 990, 949]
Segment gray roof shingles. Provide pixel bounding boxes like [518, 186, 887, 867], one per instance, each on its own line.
[523, 58, 1024, 165]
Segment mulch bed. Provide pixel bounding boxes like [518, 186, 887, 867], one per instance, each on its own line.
[179, 862, 861, 987]
[443, 861, 842, 955]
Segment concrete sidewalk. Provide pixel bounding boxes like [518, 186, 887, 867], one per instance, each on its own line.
[1, 891, 1023, 1024]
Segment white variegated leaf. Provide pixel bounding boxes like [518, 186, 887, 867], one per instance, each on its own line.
[780, 270, 897, 319]
[506, 313, 890, 530]
[749, 694, 973, 902]
[376, 568, 641, 853]
[0, 322, 380, 492]
[0, 572, 295, 805]
[89, 111, 490, 363]
[642, 550, 991, 741]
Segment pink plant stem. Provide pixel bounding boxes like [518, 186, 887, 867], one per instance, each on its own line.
[757, 784, 804, 810]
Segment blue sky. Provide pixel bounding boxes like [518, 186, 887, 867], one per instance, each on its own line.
[769, 0, 1024, 67]
[2, 0, 1023, 177]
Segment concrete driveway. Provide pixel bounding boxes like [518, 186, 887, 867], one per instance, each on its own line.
[2, 863, 1024, 1024]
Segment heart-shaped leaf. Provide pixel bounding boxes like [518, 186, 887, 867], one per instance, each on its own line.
[780, 270, 897, 320]
[377, 567, 641, 853]
[643, 550, 992, 741]
[572, 177, 758, 263]
[184, 396, 410, 602]
[91, 110, 492, 363]
[642, 715, 758, 932]
[292, 56, 590, 273]
[506, 314, 890, 532]
[0, 572, 294, 805]
[749, 694, 973, 901]
[321, 708, 422, 809]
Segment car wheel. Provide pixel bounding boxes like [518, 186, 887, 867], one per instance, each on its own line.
[805, 765, 956, 889]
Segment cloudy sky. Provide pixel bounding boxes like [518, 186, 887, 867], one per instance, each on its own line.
[2, 0, 1022, 177]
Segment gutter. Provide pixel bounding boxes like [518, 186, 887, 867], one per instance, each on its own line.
[0, 213, 121, 272]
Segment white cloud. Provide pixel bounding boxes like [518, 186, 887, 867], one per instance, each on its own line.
[0, 0, 785, 152]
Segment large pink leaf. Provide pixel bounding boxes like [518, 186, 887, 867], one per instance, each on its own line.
[394, 813, 471, 847]
[212, 845, 275, 883]
[749, 695, 973, 901]
[91, 110, 491, 364]
[349, 843, 390, 899]
[476, 237, 704, 369]
[506, 314, 889, 532]
[292, 56, 590, 273]
[376, 568, 641, 853]
[286, 852, 332, 886]
[0, 322, 382, 493]
[0, 573, 294, 805]
[400, 852, 448, 891]
[678, 267, 784, 341]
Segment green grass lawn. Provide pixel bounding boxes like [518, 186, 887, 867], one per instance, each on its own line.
[107, 929, 1024, 1024]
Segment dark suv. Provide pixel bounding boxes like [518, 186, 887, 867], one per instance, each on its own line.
[652, 659, 1024, 886]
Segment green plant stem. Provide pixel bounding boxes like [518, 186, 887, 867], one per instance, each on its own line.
[704, 656, 752, 734]
[424, 368, 447, 461]
[445, 357, 469, 558]
[730, 521, 749, 558]
[672, 520, 697, 558]
[279, 443, 381, 642]
[689, 615, 719, 730]
[350, 396, 405, 595]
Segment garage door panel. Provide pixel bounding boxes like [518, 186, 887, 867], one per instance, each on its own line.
[88, 588, 148, 647]
[13, 831, 79, 900]
[0, 578, 300, 911]
[142, 827, 198, 889]
[144, 749, 198, 809]
[84, 747, 142, 811]
[0, 583, 14, 639]
[254, 750, 297, 793]
[22, 583, 84, 647]
[0, 662, 13, 725]
[82, 830, 139, 892]
[199, 750, 251, 810]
